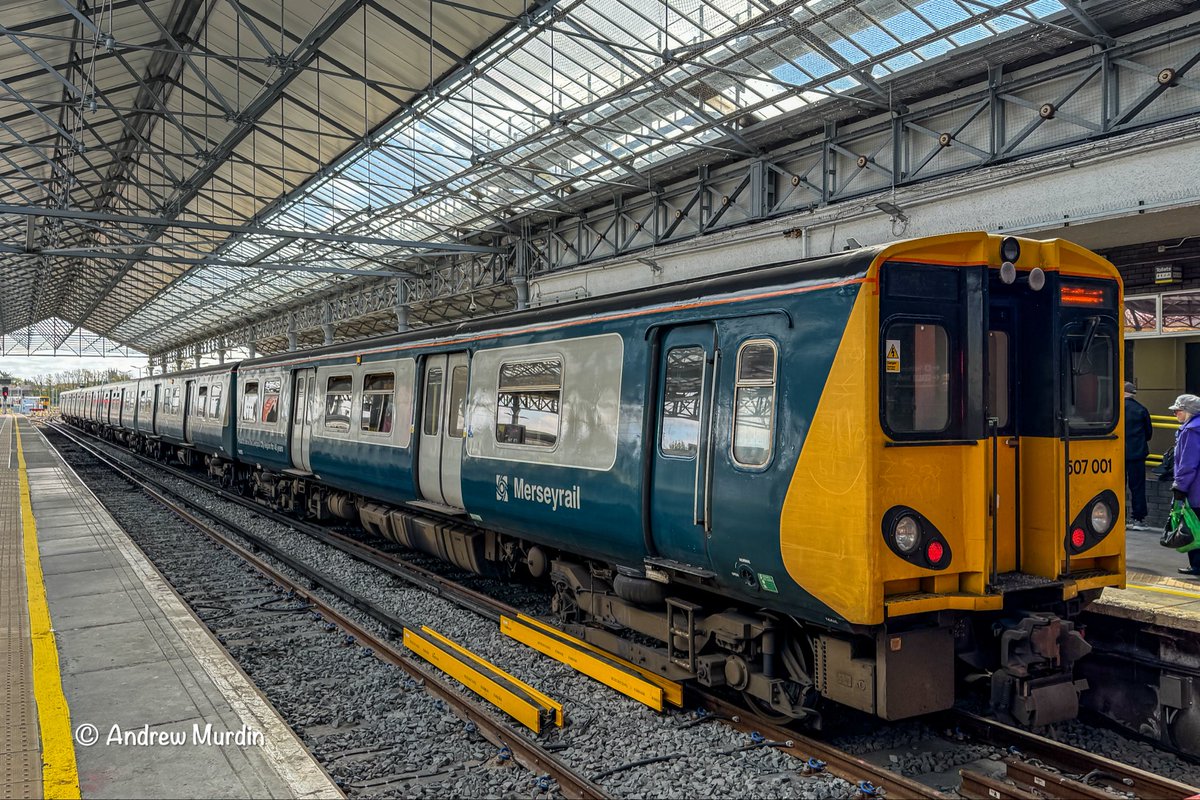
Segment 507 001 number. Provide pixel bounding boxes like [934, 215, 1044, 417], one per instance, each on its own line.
[1067, 458, 1112, 476]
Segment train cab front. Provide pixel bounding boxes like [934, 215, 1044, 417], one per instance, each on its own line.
[875, 234, 1125, 726]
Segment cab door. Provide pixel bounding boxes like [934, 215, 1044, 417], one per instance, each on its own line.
[987, 297, 1020, 575]
[289, 369, 315, 472]
[417, 353, 470, 509]
[650, 325, 716, 565]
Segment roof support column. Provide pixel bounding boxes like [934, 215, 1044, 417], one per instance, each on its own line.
[146, 361, 155, 377]
[322, 303, 334, 346]
[193, 344, 201, 368]
[287, 313, 298, 352]
[396, 279, 410, 333]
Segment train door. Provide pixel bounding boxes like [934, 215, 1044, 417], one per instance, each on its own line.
[183, 380, 196, 443]
[650, 325, 716, 565]
[290, 368, 316, 472]
[987, 298, 1020, 574]
[151, 384, 160, 434]
[417, 352, 469, 509]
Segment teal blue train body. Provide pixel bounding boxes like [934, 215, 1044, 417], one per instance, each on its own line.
[62, 233, 1127, 726]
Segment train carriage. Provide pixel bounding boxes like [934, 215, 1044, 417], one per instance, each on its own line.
[62, 232, 1125, 726]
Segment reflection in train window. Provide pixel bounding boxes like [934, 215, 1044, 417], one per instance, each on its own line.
[324, 375, 353, 431]
[661, 346, 703, 458]
[732, 340, 777, 467]
[361, 372, 395, 434]
[496, 359, 561, 447]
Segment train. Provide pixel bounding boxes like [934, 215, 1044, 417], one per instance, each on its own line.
[61, 232, 1125, 727]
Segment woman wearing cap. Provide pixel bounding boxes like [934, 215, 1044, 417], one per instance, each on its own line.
[1169, 394, 1200, 575]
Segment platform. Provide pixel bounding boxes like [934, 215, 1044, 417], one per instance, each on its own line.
[0, 415, 342, 800]
[1088, 523, 1200, 633]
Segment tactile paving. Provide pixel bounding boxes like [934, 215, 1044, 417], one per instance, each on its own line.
[0, 417, 42, 799]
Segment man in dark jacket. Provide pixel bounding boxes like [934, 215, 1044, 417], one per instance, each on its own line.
[1125, 382, 1154, 528]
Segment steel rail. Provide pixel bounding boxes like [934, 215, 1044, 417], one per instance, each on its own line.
[45, 424, 610, 800]
[694, 693, 951, 799]
[49, 421, 516, 624]
[945, 710, 1200, 799]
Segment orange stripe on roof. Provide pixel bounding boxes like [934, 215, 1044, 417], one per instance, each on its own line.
[251, 276, 871, 370]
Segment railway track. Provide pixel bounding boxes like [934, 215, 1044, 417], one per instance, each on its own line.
[45, 422, 607, 799]
[46, 420, 1200, 799]
[945, 710, 1199, 799]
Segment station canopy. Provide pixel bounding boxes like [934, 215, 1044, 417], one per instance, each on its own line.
[0, 0, 1168, 357]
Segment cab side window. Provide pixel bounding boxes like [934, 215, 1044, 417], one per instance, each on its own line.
[732, 341, 778, 467]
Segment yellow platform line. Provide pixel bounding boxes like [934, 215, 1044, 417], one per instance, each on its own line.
[402, 627, 559, 733]
[1128, 582, 1200, 600]
[515, 613, 683, 707]
[501, 616, 668, 711]
[16, 421, 81, 799]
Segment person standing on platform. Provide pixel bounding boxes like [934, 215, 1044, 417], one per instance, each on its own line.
[1168, 394, 1200, 575]
[1124, 382, 1153, 529]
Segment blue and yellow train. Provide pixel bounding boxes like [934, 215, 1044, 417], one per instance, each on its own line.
[62, 232, 1125, 725]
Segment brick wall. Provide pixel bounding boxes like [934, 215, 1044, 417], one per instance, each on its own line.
[1129, 463, 1174, 527]
[1100, 238, 1200, 294]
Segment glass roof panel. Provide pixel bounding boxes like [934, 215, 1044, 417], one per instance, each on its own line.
[124, 0, 1073, 351]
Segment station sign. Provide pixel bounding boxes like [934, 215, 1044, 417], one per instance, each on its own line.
[1155, 264, 1182, 284]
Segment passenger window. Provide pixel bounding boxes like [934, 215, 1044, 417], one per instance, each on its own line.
[170, 387, 181, 415]
[210, 384, 222, 420]
[261, 378, 281, 425]
[448, 366, 468, 438]
[988, 331, 1009, 429]
[361, 373, 395, 434]
[423, 368, 443, 436]
[661, 346, 704, 458]
[197, 385, 209, 418]
[241, 381, 259, 422]
[496, 359, 561, 447]
[139, 391, 151, 414]
[883, 322, 950, 434]
[324, 376, 353, 431]
[732, 341, 777, 467]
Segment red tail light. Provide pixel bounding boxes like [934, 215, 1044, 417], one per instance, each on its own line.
[1071, 527, 1087, 548]
[926, 541, 944, 564]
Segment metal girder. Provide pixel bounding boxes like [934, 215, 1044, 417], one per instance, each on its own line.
[0, 317, 140, 357]
[65, 0, 374, 327]
[0, 204, 501, 252]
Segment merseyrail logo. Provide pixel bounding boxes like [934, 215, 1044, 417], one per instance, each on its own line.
[495, 474, 581, 511]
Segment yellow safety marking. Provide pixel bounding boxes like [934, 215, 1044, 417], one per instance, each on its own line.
[501, 616, 665, 711]
[402, 627, 553, 733]
[515, 613, 683, 707]
[420, 626, 563, 727]
[1128, 582, 1200, 600]
[16, 421, 82, 799]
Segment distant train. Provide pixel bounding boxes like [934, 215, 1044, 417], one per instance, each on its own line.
[62, 232, 1125, 726]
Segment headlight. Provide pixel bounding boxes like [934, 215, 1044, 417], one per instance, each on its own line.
[894, 515, 921, 553]
[1090, 500, 1112, 534]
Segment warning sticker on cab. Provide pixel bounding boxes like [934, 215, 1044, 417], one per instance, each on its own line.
[885, 339, 901, 373]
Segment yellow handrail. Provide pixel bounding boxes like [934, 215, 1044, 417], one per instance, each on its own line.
[1146, 415, 1180, 466]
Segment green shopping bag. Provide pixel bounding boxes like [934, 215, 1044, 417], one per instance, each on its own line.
[1161, 500, 1200, 550]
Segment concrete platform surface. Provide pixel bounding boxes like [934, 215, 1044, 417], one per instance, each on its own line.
[3, 416, 342, 800]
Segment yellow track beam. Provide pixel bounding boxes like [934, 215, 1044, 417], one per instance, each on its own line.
[515, 614, 683, 707]
[501, 615, 682, 711]
[403, 626, 561, 733]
